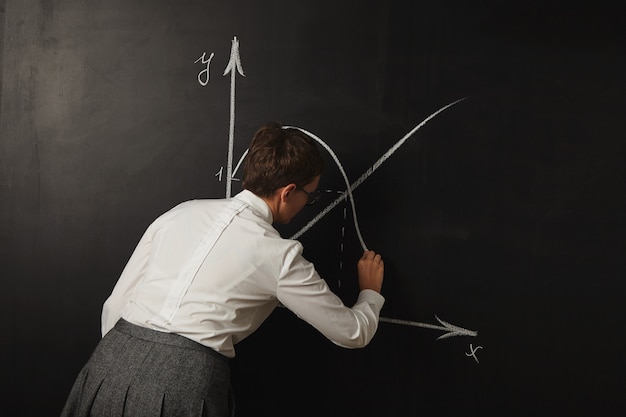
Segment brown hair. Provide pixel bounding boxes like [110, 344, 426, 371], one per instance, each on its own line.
[242, 122, 324, 197]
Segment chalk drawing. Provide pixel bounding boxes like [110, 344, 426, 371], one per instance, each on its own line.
[215, 166, 223, 181]
[287, 97, 466, 245]
[231, 99, 467, 250]
[214, 37, 465, 243]
[231, 148, 248, 182]
[203, 36, 479, 350]
[466, 343, 483, 363]
[380, 315, 477, 339]
[223, 36, 245, 198]
[194, 52, 215, 86]
[283, 125, 369, 251]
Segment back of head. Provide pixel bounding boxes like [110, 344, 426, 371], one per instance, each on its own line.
[242, 122, 324, 197]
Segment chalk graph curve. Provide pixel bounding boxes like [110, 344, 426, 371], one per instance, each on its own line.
[217, 37, 477, 344]
[231, 98, 466, 249]
[282, 125, 369, 251]
[288, 97, 466, 244]
[232, 125, 369, 250]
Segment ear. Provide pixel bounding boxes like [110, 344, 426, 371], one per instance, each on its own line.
[281, 183, 297, 202]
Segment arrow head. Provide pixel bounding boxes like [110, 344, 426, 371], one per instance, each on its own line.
[223, 36, 245, 77]
[435, 315, 478, 338]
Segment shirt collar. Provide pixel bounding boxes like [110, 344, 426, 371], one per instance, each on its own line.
[233, 189, 274, 224]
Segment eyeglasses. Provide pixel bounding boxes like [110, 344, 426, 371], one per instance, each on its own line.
[297, 187, 322, 205]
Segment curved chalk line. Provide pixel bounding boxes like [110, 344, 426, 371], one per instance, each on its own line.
[289, 97, 466, 244]
[232, 98, 466, 248]
[232, 126, 369, 250]
[283, 125, 369, 251]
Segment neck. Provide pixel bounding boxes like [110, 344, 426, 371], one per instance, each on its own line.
[261, 193, 281, 223]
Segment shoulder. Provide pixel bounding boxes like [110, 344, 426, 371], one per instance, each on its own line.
[146, 199, 226, 229]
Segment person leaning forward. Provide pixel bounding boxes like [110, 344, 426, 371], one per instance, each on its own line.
[60, 122, 385, 417]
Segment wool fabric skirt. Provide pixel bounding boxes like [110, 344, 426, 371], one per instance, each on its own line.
[60, 319, 233, 417]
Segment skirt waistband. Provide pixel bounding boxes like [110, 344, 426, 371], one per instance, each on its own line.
[113, 319, 228, 362]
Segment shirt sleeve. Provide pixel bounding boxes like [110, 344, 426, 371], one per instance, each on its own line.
[276, 242, 385, 349]
[100, 222, 155, 336]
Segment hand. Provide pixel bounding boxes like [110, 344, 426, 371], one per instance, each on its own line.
[357, 250, 384, 293]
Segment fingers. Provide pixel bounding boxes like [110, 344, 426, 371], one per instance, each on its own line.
[360, 250, 384, 272]
[358, 250, 384, 293]
[361, 250, 375, 260]
[362, 250, 383, 263]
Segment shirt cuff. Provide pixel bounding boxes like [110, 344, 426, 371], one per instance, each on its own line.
[356, 289, 385, 312]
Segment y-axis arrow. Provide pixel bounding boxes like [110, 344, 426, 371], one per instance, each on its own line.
[223, 36, 245, 198]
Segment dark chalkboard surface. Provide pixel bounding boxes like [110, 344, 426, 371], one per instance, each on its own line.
[2, 1, 625, 416]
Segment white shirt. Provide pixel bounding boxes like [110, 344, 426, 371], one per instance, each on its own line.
[101, 190, 385, 358]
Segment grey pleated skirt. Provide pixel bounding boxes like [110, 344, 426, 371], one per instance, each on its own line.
[60, 319, 233, 417]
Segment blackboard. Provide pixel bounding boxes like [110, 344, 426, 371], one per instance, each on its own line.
[1, 1, 625, 416]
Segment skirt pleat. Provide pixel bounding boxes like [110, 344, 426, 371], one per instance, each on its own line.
[60, 319, 232, 417]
